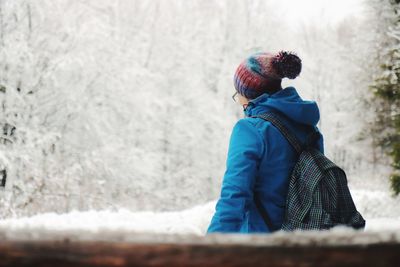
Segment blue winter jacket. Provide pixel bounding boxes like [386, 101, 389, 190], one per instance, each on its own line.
[206, 86, 324, 234]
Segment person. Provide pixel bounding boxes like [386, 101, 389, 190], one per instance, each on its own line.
[206, 50, 324, 234]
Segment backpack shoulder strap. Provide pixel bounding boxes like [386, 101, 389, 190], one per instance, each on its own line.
[251, 111, 304, 154]
[253, 191, 280, 232]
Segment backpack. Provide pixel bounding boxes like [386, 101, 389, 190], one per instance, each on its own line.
[251, 111, 366, 232]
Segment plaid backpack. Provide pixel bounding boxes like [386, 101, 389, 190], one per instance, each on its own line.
[251, 111, 366, 232]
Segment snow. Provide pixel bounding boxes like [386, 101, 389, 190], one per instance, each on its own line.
[1, 183, 398, 238]
[0, 201, 213, 237]
[0, 197, 399, 245]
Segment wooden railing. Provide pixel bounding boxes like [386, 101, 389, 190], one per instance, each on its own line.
[0, 231, 399, 266]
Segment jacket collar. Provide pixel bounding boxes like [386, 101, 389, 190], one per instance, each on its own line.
[242, 86, 320, 126]
[243, 86, 296, 117]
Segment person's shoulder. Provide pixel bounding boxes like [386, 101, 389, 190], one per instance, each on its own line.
[239, 116, 271, 130]
[232, 117, 268, 139]
[234, 117, 260, 129]
[229, 118, 265, 155]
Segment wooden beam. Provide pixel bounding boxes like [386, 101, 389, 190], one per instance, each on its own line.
[0, 239, 399, 267]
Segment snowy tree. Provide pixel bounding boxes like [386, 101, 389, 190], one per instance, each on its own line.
[369, 0, 400, 195]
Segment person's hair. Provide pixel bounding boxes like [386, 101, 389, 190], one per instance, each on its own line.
[259, 79, 282, 96]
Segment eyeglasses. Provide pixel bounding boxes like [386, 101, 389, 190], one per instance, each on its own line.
[232, 91, 249, 111]
[232, 91, 238, 102]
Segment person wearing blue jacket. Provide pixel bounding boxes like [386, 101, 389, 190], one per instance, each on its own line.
[206, 51, 324, 234]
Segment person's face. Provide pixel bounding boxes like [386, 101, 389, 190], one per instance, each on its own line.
[232, 91, 249, 110]
[238, 94, 249, 106]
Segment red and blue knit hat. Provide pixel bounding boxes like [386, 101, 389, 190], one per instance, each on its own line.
[233, 51, 302, 99]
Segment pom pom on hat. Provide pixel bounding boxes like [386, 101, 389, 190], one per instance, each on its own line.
[272, 50, 302, 79]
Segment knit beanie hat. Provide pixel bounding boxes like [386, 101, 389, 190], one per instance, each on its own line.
[233, 51, 302, 99]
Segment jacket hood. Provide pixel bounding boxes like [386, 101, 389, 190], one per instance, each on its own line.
[243, 86, 320, 126]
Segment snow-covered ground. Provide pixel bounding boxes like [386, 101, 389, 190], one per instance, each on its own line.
[0, 189, 398, 242]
